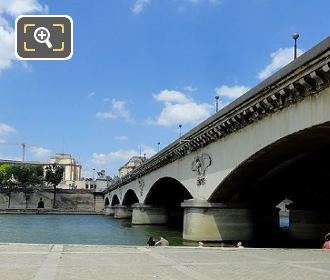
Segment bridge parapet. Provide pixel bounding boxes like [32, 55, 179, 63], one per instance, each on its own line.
[106, 37, 330, 193]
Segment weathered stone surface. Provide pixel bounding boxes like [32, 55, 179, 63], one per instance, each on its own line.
[132, 204, 168, 225]
[182, 199, 253, 241]
[104, 206, 114, 216]
[0, 191, 104, 212]
[113, 205, 132, 219]
[2, 244, 330, 280]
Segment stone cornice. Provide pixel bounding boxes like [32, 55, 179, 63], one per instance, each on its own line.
[106, 37, 330, 193]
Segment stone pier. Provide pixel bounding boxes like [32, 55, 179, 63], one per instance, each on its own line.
[132, 204, 168, 225]
[289, 209, 330, 240]
[104, 206, 114, 216]
[113, 205, 132, 219]
[182, 199, 253, 241]
[253, 207, 280, 238]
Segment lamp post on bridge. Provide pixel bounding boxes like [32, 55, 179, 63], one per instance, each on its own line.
[157, 142, 160, 152]
[292, 33, 299, 60]
[215, 96, 220, 113]
[179, 124, 182, 138]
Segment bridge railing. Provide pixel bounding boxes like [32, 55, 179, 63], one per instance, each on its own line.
[105, 36, 330, 193]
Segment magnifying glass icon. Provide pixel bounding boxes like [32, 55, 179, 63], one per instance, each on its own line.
[34, 27, 53, 49]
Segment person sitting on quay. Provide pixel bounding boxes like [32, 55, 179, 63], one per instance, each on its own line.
[236, 242, 244, 248]
[322, 233, 330, 249]
[147, 237, 155, 246]
[155, 236, 169, 246]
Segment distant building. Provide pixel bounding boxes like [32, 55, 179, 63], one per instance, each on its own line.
[74, 178, 96, 190]
[0, 154, 113, 192]
[0, 153, 82, 190]
[74, 170, 112, 192]
[49, 153, 82, 189]
[119, 156, 145, 177]
[95, 170, 112, 192]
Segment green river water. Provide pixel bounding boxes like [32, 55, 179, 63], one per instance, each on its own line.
[0, 214, 189, 246]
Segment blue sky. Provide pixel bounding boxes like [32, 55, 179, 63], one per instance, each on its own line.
[0, 0, 329, 177]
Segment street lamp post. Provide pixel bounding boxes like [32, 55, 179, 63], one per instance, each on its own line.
[157, 142, 160, 152]
[292, 33, 299, 60]
[92, 168, 95, 180]
[215, 96, 220, 113]
[179, 124, 182, 138]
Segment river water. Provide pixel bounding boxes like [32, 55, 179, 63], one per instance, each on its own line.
[0, 215, 186, 246]
[0, 214, 289, 246]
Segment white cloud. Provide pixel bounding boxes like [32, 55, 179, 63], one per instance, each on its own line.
[115, 136, 129, 141]
[154, 89, 191, 104]
[258, 47, 304, 80]
[95, 111, 117, 120]
[188, 0, 221, 5]
[151, 89, 213, 127]
[30, 146, 52, 159]
[0, 154, 21, 161]
[95, 99, 133, 123]
[0, 21, 15, 71]
[87, 92, 95, 98]
[0, 123, 17, 135]
[139, 144, 157, 158]
[112, 99, 133, 122]
[91, 145, 156, 166]
[0, 0, 47, 17]
[0, 0, 48, 71]
[215, 85, 250, 99]
[132, 0, 151, 15]
[81, 169, 93, 179]
[92, 150, 136, 165]
[0, 138, 6, 144]
[183, 85, 198, 92]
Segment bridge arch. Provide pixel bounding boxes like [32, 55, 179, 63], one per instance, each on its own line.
[122, 189, 139, 206]
[144, 177, 193, 228]
[104, 197, 110, 207]
[209, 122, 330, 207]
[111, 195, 120, 206]
[208, 122, 330, 242]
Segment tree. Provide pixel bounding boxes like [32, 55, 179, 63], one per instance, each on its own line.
[11, 165, 44, 208]
[45, 164, 64, 208]
[0, 164, 12, 207]
[0, 164, 11, 187]
[28, 165, 44, 187]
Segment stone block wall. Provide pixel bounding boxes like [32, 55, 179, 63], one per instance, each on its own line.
[0, 190, 104, 212]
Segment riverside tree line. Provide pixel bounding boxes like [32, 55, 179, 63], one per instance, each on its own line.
[0, 163, 64, 208]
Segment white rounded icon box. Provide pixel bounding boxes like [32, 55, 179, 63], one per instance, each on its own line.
[15, 15, 73, 60]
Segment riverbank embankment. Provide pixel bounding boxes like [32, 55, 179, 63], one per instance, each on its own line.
[0, 209, 102, 215]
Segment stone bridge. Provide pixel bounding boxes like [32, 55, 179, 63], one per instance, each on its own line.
[104, 37, 330, 242]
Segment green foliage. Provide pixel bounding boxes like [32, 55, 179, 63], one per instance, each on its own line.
[45, 164, 64, 188]
[0, 164, 11, 186]
[28, 165, 44, 187]
[10, 165, 44, 188]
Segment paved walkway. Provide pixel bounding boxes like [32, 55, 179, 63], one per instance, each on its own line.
[0, 243, 330, 280]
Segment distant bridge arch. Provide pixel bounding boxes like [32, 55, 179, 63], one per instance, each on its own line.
[144, 177, 192, 207]
[122, 189, 139, 206]
[111, 195, 120, 206]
